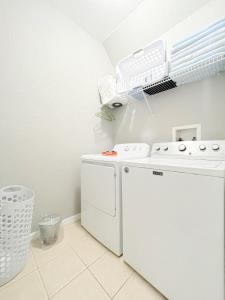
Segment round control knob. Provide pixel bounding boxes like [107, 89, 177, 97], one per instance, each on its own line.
[163, 146, 168, 151]
[212, 144, 220, 151]
[179, 144, 186, 152]
[156, 147, 160, 151]
[199, 144, 206, 151]
[124, 167, 129, 173]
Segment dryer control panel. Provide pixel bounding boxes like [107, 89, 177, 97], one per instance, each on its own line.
[113, 143, 150, 158]
[152, 140, 225, 160]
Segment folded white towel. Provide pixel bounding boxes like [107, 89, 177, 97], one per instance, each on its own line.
[172, 16, 225, 54]
[171, 46, 225, 73]
[171, 38, 225, 68]
[170, 52, 225, 76]
[171, 27, 225, 61]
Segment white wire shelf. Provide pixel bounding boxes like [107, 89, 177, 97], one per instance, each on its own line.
[117, 53, 225, 98]
[170, 53, 225, 86]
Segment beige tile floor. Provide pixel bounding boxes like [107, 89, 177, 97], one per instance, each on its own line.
[0, 221, 166, 300]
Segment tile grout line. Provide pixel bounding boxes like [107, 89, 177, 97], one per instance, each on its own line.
[30, 224, 111, 299]
[43, 231, 89, 299]
[66, 224, 133, 299]
[36, 268, 50, 300]
[66, 243, 89, 267]
[66, 234, 108, 269]
[66, 234, 113, 298]
[87, 251, 135, 300]
[31, 248, 49, 299]
[32, 237, 89, 299]
[31, 231, 85, 269]
[31, 245, 63, 299]
[111, 272, 134, 299]
[87, 267, 112, 299]
[48, 267, 88, 299]
[87, 250, 108, 267]
[31, 240, 72, 269]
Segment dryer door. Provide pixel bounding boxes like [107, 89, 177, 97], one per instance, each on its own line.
[81, 162, 116, 217]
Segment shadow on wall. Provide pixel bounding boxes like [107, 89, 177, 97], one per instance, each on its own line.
[73, 185, 81, 215]
[93, 99, 116, 151]
[113, 75, 225, 145]
[115, 93, 154, 143]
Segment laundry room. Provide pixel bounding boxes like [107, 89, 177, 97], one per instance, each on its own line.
[0, 0, 225, 300]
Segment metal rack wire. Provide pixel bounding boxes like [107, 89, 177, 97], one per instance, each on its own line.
[170, 53, 225, 86]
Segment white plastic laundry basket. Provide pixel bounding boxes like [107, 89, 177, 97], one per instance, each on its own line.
[0, 185, 34, 286]
[116, 40, 168, 94]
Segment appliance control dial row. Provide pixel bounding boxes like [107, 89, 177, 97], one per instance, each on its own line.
[156, 147, 160, 151]
[163, 146, 168, 151]
[178, 144, 186, 152]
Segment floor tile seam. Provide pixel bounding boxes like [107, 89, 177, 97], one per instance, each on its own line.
[67, 242, 107, 268]
[87, 249, 108, 267]
[111, 272, 134, 299]
[66, 243, 89, 266]
[88, 253, 134, 299]
[87, 267, 112, 299]
[31, 240, 76, 269]
[48, 266, 88, 299]
[36, 244, 87, 298]
[37, 266, 50, 299]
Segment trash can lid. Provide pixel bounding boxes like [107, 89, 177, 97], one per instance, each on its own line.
[39, 214, 61, 226]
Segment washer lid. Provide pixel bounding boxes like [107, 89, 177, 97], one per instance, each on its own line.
[122, 157, 225, 177]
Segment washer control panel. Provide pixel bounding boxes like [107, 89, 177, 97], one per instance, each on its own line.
[151, 141, 225, 159]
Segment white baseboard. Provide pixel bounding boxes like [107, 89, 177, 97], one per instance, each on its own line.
[62, 213, 81, 225]
[30, 213, 81, 241]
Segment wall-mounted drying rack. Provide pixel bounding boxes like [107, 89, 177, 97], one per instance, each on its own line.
[116, 15, 225, 98]
[117, 52, 225, 98]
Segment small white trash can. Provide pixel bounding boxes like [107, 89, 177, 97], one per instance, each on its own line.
[0, 185, 34, 286]
[39, 214, 61, 246]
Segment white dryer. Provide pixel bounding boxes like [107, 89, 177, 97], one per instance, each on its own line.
[81, 143, 150, 256]
[122, 141, 225, 300]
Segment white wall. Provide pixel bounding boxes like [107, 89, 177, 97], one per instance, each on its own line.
[112, 76, 225, 143]
[104, 0, 225, 144]
[0, 0, 114, 229]
[104, 0, 210, 66]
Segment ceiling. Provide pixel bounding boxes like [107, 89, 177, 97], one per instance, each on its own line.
[47, 0, 144, 42]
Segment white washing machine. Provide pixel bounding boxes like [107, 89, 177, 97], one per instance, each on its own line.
[81, 143, 150, 256]
[122, 141, 225, 300]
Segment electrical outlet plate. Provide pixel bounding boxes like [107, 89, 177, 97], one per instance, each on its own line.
[172, 124, 201, 142]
